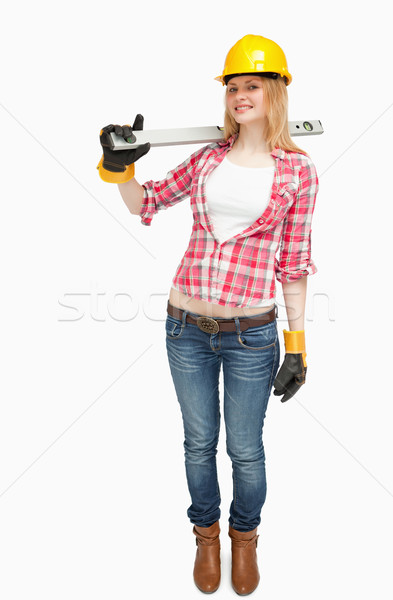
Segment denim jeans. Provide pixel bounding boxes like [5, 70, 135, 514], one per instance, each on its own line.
[165, 304, 280, 533]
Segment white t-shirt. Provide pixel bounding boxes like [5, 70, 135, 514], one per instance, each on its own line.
[205, 154, 275, 245]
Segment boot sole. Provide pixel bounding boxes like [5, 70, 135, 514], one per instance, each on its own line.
[194, 581, 221, 594]
[232, 584, 259, 596]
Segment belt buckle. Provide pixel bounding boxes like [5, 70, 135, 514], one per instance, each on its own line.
[196, 316, 220, 334]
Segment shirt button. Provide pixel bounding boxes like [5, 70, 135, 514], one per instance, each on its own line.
[258, 218, 264, 224]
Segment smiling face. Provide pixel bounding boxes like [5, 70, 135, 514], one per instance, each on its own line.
[225, 75, 267, 126]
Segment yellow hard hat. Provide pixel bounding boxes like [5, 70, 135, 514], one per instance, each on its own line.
[215, 34, 292, 86]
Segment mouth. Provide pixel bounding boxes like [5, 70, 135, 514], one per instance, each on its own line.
[235, 105, 253, 112]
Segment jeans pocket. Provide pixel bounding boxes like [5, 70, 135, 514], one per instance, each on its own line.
[237, 321, 277, 351]
[165, 315, 185, 339]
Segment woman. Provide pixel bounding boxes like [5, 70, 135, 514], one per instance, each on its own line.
[97, 34, 319, 596]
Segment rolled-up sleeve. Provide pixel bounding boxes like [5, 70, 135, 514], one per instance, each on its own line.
[140, 145, 208, 226]
[275, 157, 319, 282]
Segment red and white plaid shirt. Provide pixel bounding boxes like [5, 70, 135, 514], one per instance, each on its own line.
[140, 134, 319, 307]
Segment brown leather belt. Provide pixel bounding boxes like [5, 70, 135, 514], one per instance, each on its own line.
[167, 301, 277, 334]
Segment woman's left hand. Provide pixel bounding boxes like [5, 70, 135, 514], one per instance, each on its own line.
[273, 352, 307, 402]
[273, 329, 307, 402]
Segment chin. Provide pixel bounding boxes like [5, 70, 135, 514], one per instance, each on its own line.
[233, 113, 250, 124]
[235, 114, 265, 127]
[235, 116, 257, 125]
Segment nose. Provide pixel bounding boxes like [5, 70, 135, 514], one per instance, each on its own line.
[235, 89, 247, 99]
[234, 89, 250, 104]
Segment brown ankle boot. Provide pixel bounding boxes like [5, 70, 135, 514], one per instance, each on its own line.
[193, 521, 221, 593]
[229, 526, 260, 596]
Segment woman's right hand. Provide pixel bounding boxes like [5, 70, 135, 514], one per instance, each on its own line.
[97, 114, 151, 183]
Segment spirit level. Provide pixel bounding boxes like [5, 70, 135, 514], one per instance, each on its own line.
[110, 120, 323, 150]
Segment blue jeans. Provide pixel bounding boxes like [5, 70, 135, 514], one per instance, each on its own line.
[165, 304, 280, 533]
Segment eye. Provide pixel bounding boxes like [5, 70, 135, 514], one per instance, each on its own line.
[228, 87, 237, 93]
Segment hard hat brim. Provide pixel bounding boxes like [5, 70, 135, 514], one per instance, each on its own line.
[215, 72, 291, 86]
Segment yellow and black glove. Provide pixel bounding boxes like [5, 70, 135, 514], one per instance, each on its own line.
[97, 114, 150, 183]
[273, 330, 307, 402]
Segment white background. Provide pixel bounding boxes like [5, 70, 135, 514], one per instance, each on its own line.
[0, 1, 392, 598]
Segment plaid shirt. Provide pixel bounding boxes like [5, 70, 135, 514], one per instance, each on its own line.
[140, 134, 319, 307]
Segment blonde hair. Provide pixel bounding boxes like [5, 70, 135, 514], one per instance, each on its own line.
[223, 75, 308, 156]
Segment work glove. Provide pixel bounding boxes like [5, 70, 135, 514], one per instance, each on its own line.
[97, 114, 150, 183]
[273, 330, 307, 402]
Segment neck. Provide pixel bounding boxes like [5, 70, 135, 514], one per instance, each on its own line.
[234, 122, 270, 154]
